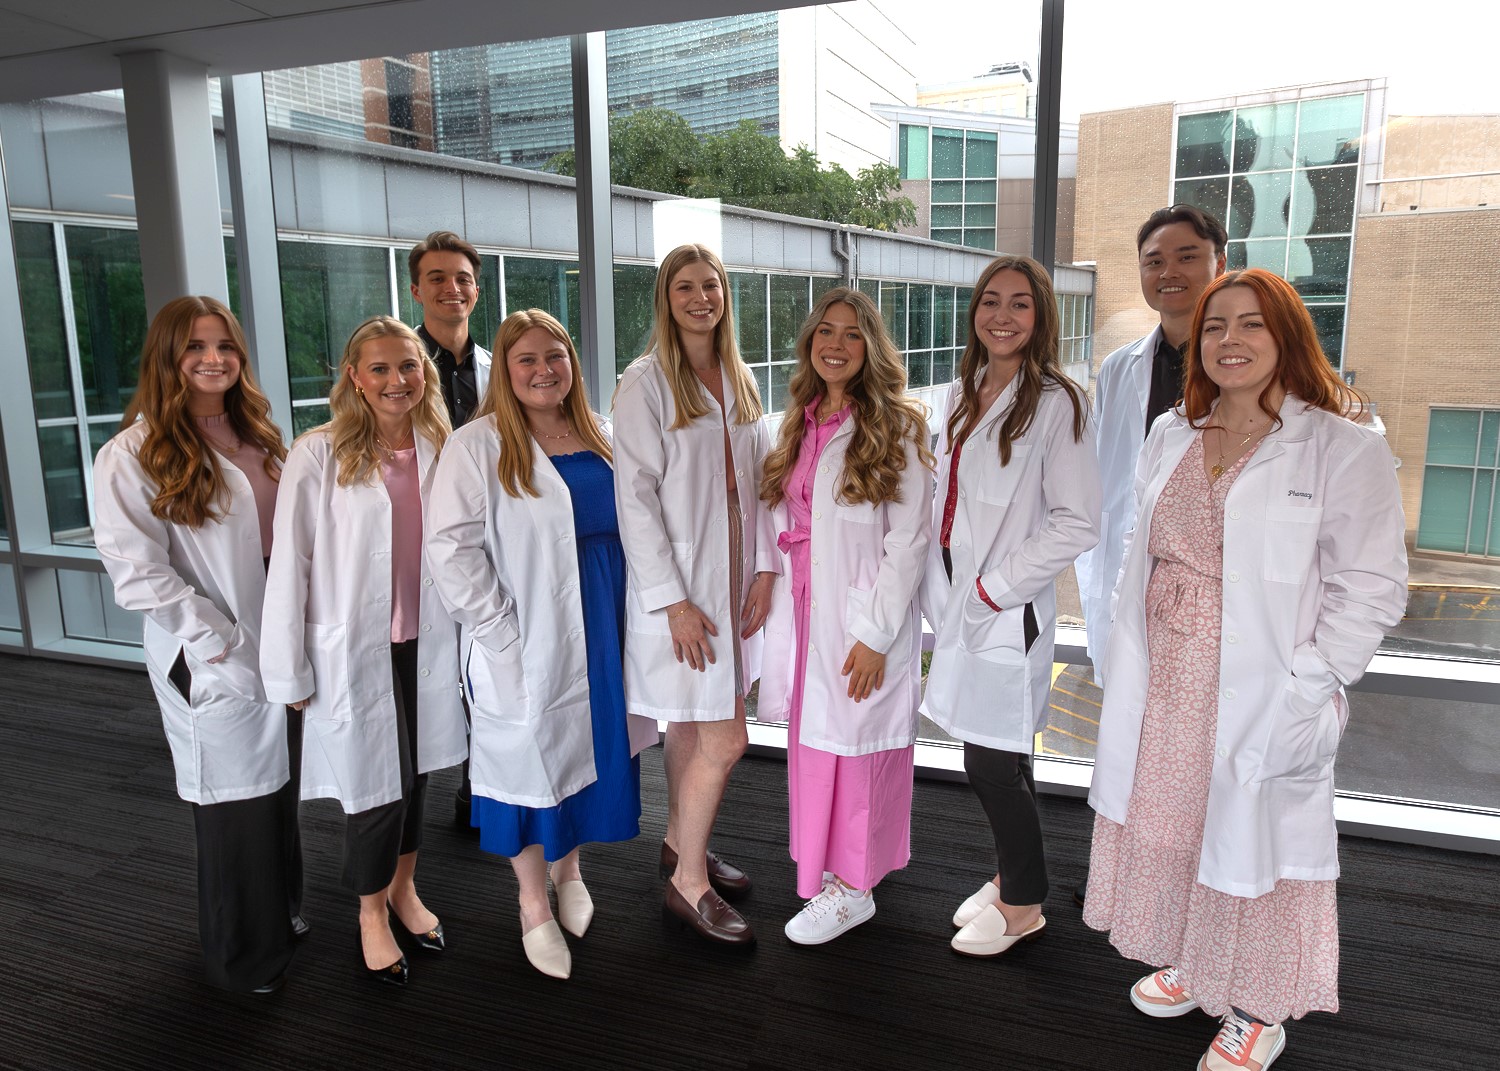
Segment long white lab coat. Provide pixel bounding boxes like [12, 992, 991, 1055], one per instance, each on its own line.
[1090, 397, 1408, 897]
[426, 417, 658, 808]
[92, 422, 288, 804]
[759, 418, 933, 755]
[612, 353, 779, 721]
[920, 376, 1101, 751]
[472, 342, 492, 404]
[261, 430, 467, 814]
[1074, 326, 1160, 674]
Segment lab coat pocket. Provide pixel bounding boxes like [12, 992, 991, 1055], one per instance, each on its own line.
[189, 628, 262, 706]
[1252, 674, 1343, 782]
[1262, 505, 1323, 584]
[631, 541, 694, 634]
[465, 634, 528, 727]
[303, 622, 354, 723]
[976, 444, 1032, 505]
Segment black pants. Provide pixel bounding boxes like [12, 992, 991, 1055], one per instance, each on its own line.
[343, 640, 429, 895]
[187, 707, 304, 992]
[944, 545, 1050, 906]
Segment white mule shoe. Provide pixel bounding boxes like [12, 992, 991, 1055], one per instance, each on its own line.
[950, 904, 1045, 957]
[520, 918, 572, 979]
[554, 880, 594, 939]
[952, 880, 1002, 929]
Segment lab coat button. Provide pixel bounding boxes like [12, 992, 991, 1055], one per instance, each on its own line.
[820, 465, 829, 474]
[736, 469, 744, 478]
[813, 510, 822, 519]
[423, 577, 433, 586]
[1224, 689, 1236, 700]
[1228, 571, 1239, 582]
[812, 557, 819, 566]
[421, 624, 431, 633]
[1217, 746, 1228, 758]
[1230, 510, 1241, 520]
[1226, 633, 1237, 644]
[420, 668, 430, 678]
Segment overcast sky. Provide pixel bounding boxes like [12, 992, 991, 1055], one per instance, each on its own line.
[878, 0, 1500, 120]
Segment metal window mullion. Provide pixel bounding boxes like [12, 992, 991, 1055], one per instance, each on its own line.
[52, 222, 97, 524]
[387, 246, 400, 318]
[497, 254, 509, 318]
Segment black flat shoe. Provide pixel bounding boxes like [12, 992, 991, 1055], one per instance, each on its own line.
[1073, 880, 1087, 909]
[453, 790, 477, 834]
[291, 914, 310, 939]
[359, 933, 409, 986]
[250, 974, 285, 995]
[659, 841, 752, 899]
[390, 908, 446, 952]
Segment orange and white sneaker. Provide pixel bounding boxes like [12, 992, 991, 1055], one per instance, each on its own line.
[1198, 1012, 1287, 1070]
[1130, 966, 1200, 1018]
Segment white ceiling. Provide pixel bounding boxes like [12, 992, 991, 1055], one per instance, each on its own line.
[0, 0, 801, 102]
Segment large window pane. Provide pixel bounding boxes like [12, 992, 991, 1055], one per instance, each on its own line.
[1175, 110, 1231, 177]
[66, 225, 146, 418]
[13, 221, 73, 420]
[728, 272, 768, 364]
[278, 241, 391, 402]
[931, 128, 965, 178]
[899, 124, 929, 180]
[1234, 102, 1297, 172]
[1296, 94, 1364, 167]
[769, 275, 809, 365]
[613, 264, 658, 375]
[504, 257, 581, 343]
[39, 424, 88, 539]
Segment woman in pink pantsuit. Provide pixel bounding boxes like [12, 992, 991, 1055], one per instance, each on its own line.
[758, 288, 934, 945]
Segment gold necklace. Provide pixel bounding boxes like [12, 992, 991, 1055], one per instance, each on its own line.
[375, 428, 415, 457]
[537, 427, 572, 440]
[1208, 424, 1256, 481]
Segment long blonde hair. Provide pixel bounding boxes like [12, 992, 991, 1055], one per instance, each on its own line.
[479, 309, 612, 498]
[321, 316, 451, 486]
[945, 255, 1087, 464]
[762, 288, 934, 508]
[121, 295, 286, 528]
[644, 243, 763, 429]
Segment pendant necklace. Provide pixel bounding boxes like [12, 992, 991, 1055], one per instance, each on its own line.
[1209, 424, 1255, 481]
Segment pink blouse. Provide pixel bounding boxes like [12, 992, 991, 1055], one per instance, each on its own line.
[380, 446, 423, 643]
[194, 412, 277, 556]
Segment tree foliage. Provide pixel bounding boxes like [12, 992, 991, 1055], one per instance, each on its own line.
[547, 109, 916, 232]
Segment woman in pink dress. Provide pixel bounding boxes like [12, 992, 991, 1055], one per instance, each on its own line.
[758, 287, 933, 945]
[1086, 269, 1408, 1070]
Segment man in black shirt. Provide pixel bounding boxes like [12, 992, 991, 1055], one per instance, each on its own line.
[1073, 204, 1227, 906]
[409, 230, 491, 428]
[408, 230, 492, 831]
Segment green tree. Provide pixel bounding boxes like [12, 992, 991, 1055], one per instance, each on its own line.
[547, 108, 916, 232]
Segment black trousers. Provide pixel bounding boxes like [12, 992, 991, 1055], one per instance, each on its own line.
[343, 640, 429, 895]
[944, 545, 1050, 906]
[187, 708, 304, 991]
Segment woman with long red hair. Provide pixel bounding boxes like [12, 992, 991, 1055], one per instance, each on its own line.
[1086, 269, 1408, 1070]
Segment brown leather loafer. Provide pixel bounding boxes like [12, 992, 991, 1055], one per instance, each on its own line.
[662, 883, 756, 946]
[659, 841, 752, 898]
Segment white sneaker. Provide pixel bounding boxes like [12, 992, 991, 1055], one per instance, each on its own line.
[1198, 1013, 1286, 1071]
[952, 880, 1002, 929]
[784, 882, 876, 946]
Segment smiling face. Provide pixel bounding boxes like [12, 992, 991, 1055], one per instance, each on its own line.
[505, 325, 574, 419]
[1199, 285, 1281, 401]
[1139, 220, 1224, 319]
[410, 250, 479, 331]
[348, 335, 426, 423]
[178, 315, 242, 412]
[809, 301, 867, 399]
[667, 260, 725, 341]
[975, 268, 1037, 366]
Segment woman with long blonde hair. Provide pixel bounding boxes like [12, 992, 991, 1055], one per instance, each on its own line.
[921, 255, 1100, 957]
[94, 296, 301, 993]
[758, 287, 933, 945]
[613, 243, 778, 945]
[262, 316, 467, 986]
[429, 309, 654, 979]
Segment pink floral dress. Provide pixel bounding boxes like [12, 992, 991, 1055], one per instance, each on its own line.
[1084, 435, 1340, 1024]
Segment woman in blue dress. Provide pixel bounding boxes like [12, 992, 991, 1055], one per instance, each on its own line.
[428, 309, 655, 980]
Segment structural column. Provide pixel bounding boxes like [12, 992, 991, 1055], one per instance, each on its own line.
[570, 32, 617, 407]
[1031, 0, 1064, 270]
[119, 51, 229, 316]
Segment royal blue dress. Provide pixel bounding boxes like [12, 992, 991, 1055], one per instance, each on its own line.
[472, 450, 643, 860]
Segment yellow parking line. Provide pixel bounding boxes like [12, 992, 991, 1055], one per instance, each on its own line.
[1050, 662, 1067, 685]
[1037, 743, 1066, 756]
[1053, 685, 1102, 708]
[1046, 724, 1097, 746]
[1050, 703, 1100, 727]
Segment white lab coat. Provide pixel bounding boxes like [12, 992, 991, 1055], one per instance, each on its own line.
[759, 417, 933, 755]
[1074, 326, 1160, 674]
[1090, 397, 1408, 897]
[472, 342, 492, 404]
[920, 376, 1101, 751]
[426, 416, 658, 809]
[261, 430, 467, 814]
[92, 422, 288, 805]
[612, 352, 779, 721]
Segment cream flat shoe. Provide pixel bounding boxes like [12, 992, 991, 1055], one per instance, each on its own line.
[520, 918, 571, 979]
[950, 904, 1046, 957]
[554, 879, 594, 939]
[952, 880, 1002, 929]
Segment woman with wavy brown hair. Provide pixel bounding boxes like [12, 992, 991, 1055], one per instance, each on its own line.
[758, 287, 933, 945]
[94, 296, 301, 994]
[262, 316, 467, 986]
[921, 255, 1100, 957]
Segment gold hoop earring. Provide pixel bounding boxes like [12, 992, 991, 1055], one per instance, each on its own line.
[355, 386, 365, 396]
